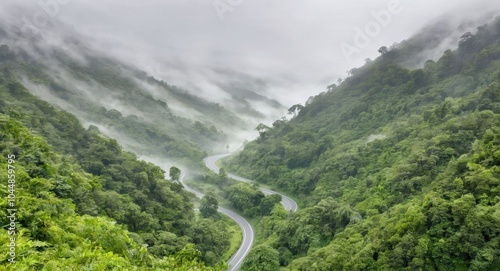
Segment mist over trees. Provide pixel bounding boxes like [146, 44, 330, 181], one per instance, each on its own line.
[0, 3, 499, 270]
[227, 18, 500, 270]
[0, 74, 231, 269]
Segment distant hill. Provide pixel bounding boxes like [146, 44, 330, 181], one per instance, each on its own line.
[0, 68, 229, 269]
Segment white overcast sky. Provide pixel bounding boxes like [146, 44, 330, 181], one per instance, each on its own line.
[4, 0, 499, 107]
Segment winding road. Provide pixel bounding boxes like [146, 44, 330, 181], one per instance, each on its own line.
[179, 173, 254, 271]
[181, 153, 298, 271]
[203, 154, 298, 212]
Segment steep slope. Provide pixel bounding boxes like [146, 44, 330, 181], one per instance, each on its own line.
[225, 18, 500, 270]
[0, 72, 235, 267]
[0, 116, 225, 270]
[0, 19, 252, 166]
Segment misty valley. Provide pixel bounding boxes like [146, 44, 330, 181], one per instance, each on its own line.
[0, 2, 499, 271]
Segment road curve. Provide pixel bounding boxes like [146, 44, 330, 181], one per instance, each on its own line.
[218, 207, 254, 271]
[179, 174, 254, 271]
[203, 154, 299, 213]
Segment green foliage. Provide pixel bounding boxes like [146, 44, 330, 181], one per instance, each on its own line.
[188, 218, 231, 266]
[0, 76, 195, 232]
[0, 77, 236, 267]
[225, 183, 264, 217]
[200, 194, 219, 218]
[225, 19, 500, 269]
[241, 245, 280, 271]
[0, 117, 224, 270]
[259, 194, 282, 217]
[224, 182, 283, 218]
[170, 166, 181, 183]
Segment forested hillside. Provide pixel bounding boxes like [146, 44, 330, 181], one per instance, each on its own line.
[0, 23, 249, 166]
[0, 71, 234, 268]
[225, 18, 500, 270]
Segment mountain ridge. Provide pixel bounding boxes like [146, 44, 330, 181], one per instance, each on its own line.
[223, 17, 500, 270]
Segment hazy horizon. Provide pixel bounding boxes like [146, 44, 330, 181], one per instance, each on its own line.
[2, 1, 498, 112]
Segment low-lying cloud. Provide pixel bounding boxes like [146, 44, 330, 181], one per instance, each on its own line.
[1, 0, 498, 127]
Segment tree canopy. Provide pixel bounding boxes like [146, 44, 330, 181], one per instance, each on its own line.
[224, 18, 500, 270]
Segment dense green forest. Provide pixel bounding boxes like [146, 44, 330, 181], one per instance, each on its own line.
[224, 18, 500, 270]
[0, 71, 237, 268]
[1, 9, 499, 271]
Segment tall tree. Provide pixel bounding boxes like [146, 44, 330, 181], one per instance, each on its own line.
[287, 104, 304, 117]
[200, 194, 219, 218]
[241, 245, 280, 271]
[169, 166, 181, 183]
